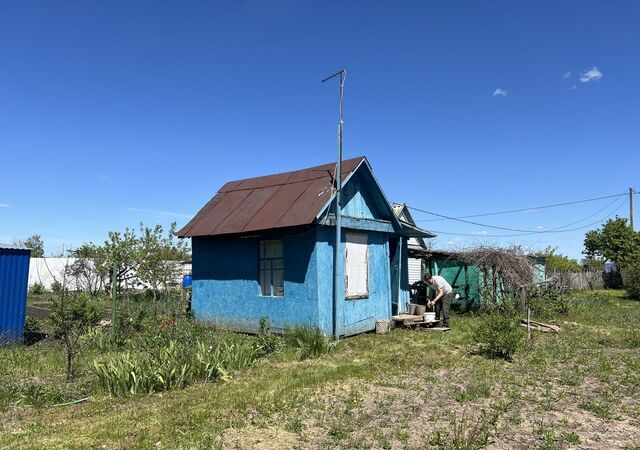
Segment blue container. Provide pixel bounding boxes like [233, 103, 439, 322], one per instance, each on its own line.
[0, 244, 31, 345]
[182, 275, 192, 289]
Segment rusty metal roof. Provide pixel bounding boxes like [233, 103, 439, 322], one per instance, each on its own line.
[177, 157, 366, 237]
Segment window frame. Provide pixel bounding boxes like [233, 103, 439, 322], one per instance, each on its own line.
[344, 232, 369, 300]
[258, 239, 284, 297]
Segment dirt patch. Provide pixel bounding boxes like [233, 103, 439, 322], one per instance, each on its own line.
[252, 363, 640, 449]
[219, 425, 299, 449]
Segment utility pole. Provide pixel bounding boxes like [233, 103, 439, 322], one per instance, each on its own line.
[322, 69, 346, 341]
[631, 187, 635, 231]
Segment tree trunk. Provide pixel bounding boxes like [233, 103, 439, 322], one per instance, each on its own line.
[66, 347, 73, 380]
[152, 288, 157, 317]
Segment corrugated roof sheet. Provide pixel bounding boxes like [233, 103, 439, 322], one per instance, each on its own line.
[0, 243, 29, 251]
[177, 157, 365, 237]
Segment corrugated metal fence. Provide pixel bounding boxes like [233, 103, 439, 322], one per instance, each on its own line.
[0, 245, 31, 344]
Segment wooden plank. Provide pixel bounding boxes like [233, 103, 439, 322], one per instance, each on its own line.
[392, 314, 423, 322]
[520, 319, 560, 333]
[421, 327, 450, 332]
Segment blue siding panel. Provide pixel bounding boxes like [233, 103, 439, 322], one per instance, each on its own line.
[192, 231, 320, 334]
[0, 248, 31, 344]
[316, 227, 391, 336]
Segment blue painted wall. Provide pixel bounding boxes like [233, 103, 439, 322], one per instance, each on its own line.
[192, 230, 319, 333]
[307, 227, 391, 336]
[192, 224, 393, 336]
[341, 169, 390, 221]
[0, 247, 31, 344]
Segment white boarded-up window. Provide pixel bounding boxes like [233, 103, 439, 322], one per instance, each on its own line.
[259, 240, 284, 297]
[345, 233, 369, 299]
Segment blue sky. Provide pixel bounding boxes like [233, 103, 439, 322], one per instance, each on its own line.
[1, 1, 638, 259]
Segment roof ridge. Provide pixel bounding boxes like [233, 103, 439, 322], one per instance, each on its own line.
[219, 156, 364, 192]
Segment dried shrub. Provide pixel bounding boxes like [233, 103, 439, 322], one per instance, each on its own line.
[451, 246, 534, 303]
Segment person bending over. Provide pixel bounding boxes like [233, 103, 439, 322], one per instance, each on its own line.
[426, 274, 453, 328]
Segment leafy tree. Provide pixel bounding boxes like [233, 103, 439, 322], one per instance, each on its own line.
[137, 223, 190, 315]
[582, 257, 605, 272]
[534, 247, 581, 274]
[584, 217, 640, 269]
[49, 274, 101, 379]
[96, 228, 140, 293]
[14, 234, 44, 257]
[623, 262, 640, 300]
[66, 243, 105, 295]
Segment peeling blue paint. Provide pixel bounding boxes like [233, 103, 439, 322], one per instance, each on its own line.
[192, 225, 394, 336]
[192, 231, 319, 334]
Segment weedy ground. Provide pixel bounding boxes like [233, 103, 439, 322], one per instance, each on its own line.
[1, 289, 639, 449]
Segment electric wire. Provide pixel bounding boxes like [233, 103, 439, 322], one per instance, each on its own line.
[424, 198, 626, 238]
[414, 191, 631, 223]
[406, 194, 629, 234]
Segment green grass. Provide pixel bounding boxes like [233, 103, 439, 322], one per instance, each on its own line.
[1, 289, 639, 449]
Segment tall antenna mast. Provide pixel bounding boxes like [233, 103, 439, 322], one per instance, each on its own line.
[322, 68, 346, 340]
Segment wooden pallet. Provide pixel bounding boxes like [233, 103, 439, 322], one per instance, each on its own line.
[391, 314, 442, 329]
[420, 327, 451, 332]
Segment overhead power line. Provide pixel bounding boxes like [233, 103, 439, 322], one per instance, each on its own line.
[423, 198, 626, 238]
[414, 191, 631, 223]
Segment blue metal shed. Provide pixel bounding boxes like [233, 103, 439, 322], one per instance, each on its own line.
[0, 243, 31, 344]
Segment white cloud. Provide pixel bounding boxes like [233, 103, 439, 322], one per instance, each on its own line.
[126, 207, 192, 219]
[563, 71, 572, 78]
[473, 230, 489, 235]
[569, 84, 577, 91]
[580, 67, 603, 83]
[447, 240, 455, 245]
[0, 203, 9, 208]
[536, 225, 544, 230]
[492, 88, 508, 97]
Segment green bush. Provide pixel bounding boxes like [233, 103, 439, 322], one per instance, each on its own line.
[527, 286, 570, 318]
[284, 326, 335, 360]
[622, 263, 640, 300]
[253, 317, 284, 357]
[28, 282, 44, 296]
[23, 317, 42, 334]
[49, 292, 102, 378]
[473, 311, 523, 360]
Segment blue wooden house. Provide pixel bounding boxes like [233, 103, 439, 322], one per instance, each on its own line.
[177, 157, 434, 336]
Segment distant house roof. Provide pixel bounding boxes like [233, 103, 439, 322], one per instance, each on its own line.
[0, 243, 29, 251]
[392, 203, 436, 243]
[177, 157, 367, 237]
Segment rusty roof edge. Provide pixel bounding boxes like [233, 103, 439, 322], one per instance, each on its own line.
[218, 157, 364, 193]
[176, 194, 225, 237]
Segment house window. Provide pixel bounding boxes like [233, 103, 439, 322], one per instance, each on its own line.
[259, 240, 284, 296]
[345, 233, 369, 299]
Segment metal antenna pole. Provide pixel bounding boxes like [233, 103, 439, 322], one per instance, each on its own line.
[322, 69, 346, 340]
[630, 187, 635, 231]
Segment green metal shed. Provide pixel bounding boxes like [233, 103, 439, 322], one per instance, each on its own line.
[411, 250, 546, 309]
